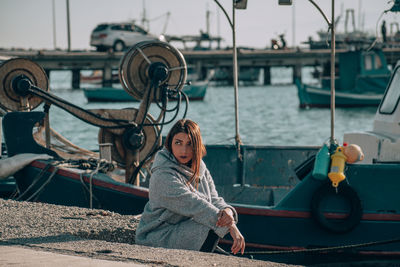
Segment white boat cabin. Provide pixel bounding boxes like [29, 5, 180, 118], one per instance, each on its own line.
[344, 61, 400, 163]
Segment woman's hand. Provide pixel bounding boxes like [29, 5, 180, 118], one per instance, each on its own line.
[229, 224, 245, 255]
[216, 208, 235, 228]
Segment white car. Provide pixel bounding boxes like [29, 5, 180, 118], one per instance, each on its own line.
[90, 23, 163, 52]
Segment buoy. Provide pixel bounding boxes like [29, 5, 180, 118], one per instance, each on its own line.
[328, 146, 347, 187]
[312, 143, 331, 180]
[343, 143, 364, 163]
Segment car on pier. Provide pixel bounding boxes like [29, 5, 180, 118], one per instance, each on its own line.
[90, 22, 164, 52]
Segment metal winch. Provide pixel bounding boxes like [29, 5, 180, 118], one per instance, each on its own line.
[0, 41, 188, 185]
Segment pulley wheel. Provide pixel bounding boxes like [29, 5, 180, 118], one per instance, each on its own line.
[95, 108, 160, 166]
[0, 58, 49, 111]
[119, 41, 187, 100]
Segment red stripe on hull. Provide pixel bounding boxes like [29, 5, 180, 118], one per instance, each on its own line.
[234, 204, 400, 221]
[30, 160, 149, 198]
[29, 161, 400, 221]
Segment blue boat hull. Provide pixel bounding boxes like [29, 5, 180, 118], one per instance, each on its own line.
[83, 83, 207, 102]
[295, 48, 391, 108]
[3, 111, 400, 264]
[12, 159, 400, 264]
[295, 79, 386, 108]
[14, 161, 149, 215]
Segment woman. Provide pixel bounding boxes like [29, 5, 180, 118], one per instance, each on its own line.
[136, 119, 245, 255]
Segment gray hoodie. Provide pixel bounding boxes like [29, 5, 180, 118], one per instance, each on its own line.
[135, 148, 237, 251]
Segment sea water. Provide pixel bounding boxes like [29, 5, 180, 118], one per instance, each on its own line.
[46, 69, 377, 151]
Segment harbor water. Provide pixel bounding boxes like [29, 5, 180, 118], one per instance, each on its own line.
[47, 69, 377, 151]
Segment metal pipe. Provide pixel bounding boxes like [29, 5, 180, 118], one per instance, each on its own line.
[308, 0, 331, 25]
[66, 0, 71, 51]
[306, 0, 335, 143]
[213, 0, 242, 154]
[232, 0, 242, 152]
[52, 0, 57, 49]
[330, 0, 335, 143]
[213, 0, 233, 28]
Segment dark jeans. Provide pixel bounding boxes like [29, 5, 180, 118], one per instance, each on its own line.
[200, 230, 219, 252]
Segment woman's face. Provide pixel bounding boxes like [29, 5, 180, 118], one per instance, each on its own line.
[171, 132, 193, 165]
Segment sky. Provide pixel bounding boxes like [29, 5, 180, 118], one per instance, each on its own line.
[0, 0, 398, 51]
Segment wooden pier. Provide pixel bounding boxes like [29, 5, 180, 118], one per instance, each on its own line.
[0, 47, 399, 88]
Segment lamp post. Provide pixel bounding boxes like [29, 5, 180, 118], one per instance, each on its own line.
[280, 0, 336, 144]
[213, 0, 247, 158]
[66, 0, 71, 51]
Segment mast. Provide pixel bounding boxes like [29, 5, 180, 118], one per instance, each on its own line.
[206, 8, 211, 35]
[330, 0, 335, 143]
[52, 0, 57, 49]
[66, 0, 71, 51]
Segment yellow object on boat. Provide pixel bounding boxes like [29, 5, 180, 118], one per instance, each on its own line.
[328, 146, 347, 187]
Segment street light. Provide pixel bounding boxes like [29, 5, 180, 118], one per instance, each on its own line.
[213, 0, 247, 160]
[280, 0, 336, 144]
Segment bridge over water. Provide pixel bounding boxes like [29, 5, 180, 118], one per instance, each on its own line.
[1, 48, 399, 88]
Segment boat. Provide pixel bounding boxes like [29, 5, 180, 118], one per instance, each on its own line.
[83, 82, 207, 102]
[2, 0, 400, 262]
[295, 48, 391, 108]
[2, 39, 400, 264]
[80, 70, 119, 84]
[82, 66, 211, 102]
[2, 111, 316, 216]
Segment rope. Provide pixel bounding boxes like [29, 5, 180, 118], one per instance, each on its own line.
[53, 158, 114, 173]
[15, 164, 53, 200]
[88, 161, 102, 209]
[242, 237, 400, 256]
[79, 173, 100, 208]
[26, 167, 58, 202]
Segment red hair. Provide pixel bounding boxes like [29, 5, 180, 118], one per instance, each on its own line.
[165, 119, 206, 188]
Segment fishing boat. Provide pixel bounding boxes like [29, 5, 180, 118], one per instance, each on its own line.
[295, 47, 391, 108]
[82, 66, 211, 102]
[2, 0, 400, 263]
[2, 111, 316, 215]
[80, 70, 119, 84]
[83, 81, 207, 102]
[2, 40, 400, 264]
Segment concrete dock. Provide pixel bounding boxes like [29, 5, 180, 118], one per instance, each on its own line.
[1, 245, 145, 267]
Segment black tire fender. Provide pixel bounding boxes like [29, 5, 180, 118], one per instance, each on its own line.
[311, 181, 362, 233]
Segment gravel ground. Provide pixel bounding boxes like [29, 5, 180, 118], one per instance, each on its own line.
[0, 198, 300, 267]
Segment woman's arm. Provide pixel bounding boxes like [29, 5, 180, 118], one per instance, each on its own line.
[205, 169, 238, 223]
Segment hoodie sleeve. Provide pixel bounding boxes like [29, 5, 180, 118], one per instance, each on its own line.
[204, 169, 238, 223]
[149, 168, 229, 237]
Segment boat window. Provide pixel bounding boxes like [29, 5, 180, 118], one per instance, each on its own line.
[364, 54, 373, 70]
[364, 53, 383, 71]
[379, 66, 400, 114]
[374, 54, 382, 69]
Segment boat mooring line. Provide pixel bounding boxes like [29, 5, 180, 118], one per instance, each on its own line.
[79, 173, 101, 208]
[241, 237, 400, 255]
[25, 167, 59, 202]
[15, 163, 53, 201]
